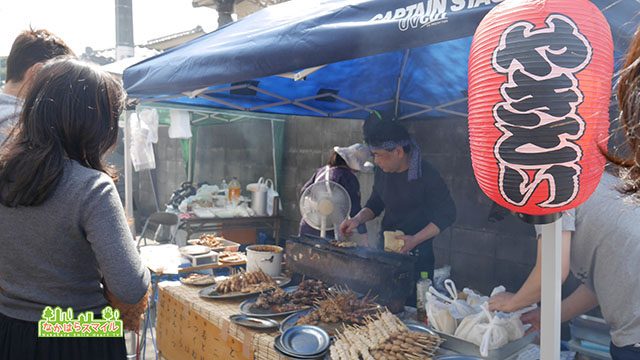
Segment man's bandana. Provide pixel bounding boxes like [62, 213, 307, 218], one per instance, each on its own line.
[369, 139, 422, 181]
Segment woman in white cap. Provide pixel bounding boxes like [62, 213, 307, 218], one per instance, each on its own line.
[298, 143, 370, 240]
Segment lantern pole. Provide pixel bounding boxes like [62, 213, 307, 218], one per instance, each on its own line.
[540, 216, 563, 360]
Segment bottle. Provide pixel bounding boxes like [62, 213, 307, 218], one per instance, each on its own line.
[228, 177, 241, 205]
[416, 271, 431, 324]
[221, 179, 229, 205]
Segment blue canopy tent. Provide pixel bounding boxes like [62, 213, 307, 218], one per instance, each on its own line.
[123, 0, 636, 202]
[123, 1, 638, 357]
[124, 0, 637, 120]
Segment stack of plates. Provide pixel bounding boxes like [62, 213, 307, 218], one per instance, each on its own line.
[273, 325, 330, 359]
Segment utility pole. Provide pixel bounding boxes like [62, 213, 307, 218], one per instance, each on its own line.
[216, 0, 235, 27]
[115, 0, 135, 60]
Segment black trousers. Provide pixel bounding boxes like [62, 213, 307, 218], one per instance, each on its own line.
[610, 341, 640, 360]
[406, 240, 435, 307]
[0, 312, 127, 360]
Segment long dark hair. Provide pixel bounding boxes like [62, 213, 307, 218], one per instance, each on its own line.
[0, 58, 125, 207]
[327, 150, 347, 167]
[604, 26, 640, 196]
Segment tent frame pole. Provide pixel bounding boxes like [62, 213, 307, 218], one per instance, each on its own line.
[394, 49, 411, 119]
[540, 217, 562, 360]
[124, 110, 135, 233]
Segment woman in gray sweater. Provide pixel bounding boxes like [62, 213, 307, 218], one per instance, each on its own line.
[0, 58, 150, 359]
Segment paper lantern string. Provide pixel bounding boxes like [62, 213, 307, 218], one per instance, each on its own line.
[369, 139, 422, 181]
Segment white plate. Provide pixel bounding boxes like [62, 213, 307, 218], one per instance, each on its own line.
[179, 245, 211, 255]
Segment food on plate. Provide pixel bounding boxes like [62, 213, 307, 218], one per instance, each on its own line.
[383, 230, 405, 252]
[329, 240, 358, 248]
[296, 288, 378, 328]
[218, 251, 246, 263]
[215, 269, 276, 294]
[330, 309, 443, 360]
[194, 233, 225, 248]
[252, 279, 328, 313]
[180, 273, 216, 286]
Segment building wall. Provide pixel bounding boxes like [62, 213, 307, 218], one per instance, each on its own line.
[135, 115, 538, 294]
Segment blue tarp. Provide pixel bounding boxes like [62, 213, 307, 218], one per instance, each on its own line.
[123, 0, 639, 120]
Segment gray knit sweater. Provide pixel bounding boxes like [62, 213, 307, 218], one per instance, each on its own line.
[0, 160, 150, 322]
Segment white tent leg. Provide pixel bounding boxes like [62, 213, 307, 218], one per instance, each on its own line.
[124, 110, 135, 234]
[271, 120, 276, 190]
[540, 217, 562, 360]
[187, 137, 194, 183]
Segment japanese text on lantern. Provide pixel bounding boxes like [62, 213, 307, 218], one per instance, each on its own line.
[491, 14, 592, 208]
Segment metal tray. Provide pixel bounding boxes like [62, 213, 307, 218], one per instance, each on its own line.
[280, 325, 330, 357]
[198, 276, 291, 299]
[433, 329, 537, 359]
[187, 238, 241, 252]
[239, 286, 310, 317]
[280, 304, 383, 337]
[403, 320, 437, 335]
[570, 315, 611, 346]
[567, 339, 612, 360]
[229, 314, 279, 330]
[273, 334, 329, 359]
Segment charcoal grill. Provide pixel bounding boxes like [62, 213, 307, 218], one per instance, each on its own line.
[285, 235, 416, 313]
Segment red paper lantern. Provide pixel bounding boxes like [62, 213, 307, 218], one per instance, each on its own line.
[468, 0, 613, 219]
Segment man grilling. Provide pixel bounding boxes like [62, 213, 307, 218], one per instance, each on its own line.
[339, 112, 456, 292]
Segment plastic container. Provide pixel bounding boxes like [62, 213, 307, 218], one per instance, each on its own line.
[416, 271, 431, 324]
[228, 177, 241, 205]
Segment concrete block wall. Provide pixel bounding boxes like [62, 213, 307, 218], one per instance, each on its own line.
[135, 120, 277, 222]
[405, 117, 536, 294]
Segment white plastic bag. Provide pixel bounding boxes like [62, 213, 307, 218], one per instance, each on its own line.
[264, 178, 282, 216]
[454, 311, 487, 341]
[455, 305, 509, 356]
[478, 305, 510, 356]
[444, 279, 478, 320]
[168, 109, 192, 139]
[503, 316, 526, 342]
[426, 287, 457, 334]
[137, 108, 159, 143]
[462, 288, 488, 307]
[129, 112, 156, 172]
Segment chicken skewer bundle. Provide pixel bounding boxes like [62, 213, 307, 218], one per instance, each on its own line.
[253, 279, 328, 312]
[296, 289, 379, 327]
[330, 310, 443, 360]
[215, 269, 275, 294]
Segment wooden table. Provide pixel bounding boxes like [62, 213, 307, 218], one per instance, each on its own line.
[179, 215, 282, 245]
[154, 283, 532, 360]
[156, 284, 286, 360]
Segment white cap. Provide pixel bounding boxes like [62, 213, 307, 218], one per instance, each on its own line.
[333, 143, 374, 172]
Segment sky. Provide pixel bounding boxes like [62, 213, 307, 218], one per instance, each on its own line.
[0, 0, 219, 57]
